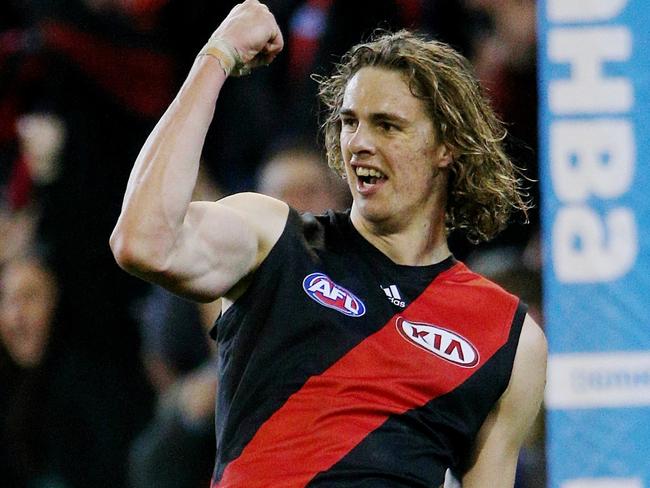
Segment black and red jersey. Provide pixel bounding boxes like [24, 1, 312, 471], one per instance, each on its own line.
[210, 209, 526, 487]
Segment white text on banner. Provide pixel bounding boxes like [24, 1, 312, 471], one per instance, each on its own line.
[546, 351, 650, 409]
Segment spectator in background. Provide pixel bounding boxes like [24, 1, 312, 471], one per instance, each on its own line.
[1, 0, 216, 362]
[275, 0, 413, 144]
[129, 286, 218, 488]
[464, 0, 539, 241]
[0, 255, 57, 371]
[0, 203, 38, 268]
[136, 286, 212, 393]
[0, 252, 151, 487]
[0, 111, 65, 268]
[15, 112, 66, 190]
[256, 142, 350, 213]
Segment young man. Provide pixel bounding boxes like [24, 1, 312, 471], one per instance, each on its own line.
[110, 1, 547, 486]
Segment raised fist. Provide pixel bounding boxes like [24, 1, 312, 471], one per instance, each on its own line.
[211, 0, 284, 69]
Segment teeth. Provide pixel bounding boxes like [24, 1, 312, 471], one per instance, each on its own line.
[355, 167, 385, 178]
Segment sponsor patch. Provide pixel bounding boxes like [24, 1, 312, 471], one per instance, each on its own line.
[302, 273, 366, 317]
[396, 317, 479, 367]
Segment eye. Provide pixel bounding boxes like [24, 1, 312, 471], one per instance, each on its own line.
[340, 116, 358, 130]
[378, 120, 398, 132]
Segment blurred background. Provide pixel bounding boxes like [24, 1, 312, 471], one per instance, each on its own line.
[0, 0, 543, 487]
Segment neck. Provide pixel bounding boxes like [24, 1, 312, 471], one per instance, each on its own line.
[350, 207, 450, 266]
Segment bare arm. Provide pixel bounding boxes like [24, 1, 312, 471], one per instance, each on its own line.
[461, 314, 547, 487]
[110, 1, 285, 302]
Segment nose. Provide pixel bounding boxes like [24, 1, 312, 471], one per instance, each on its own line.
[346, 122, 375, 159]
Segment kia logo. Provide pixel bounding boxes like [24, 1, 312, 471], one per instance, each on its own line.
[396, 317, 479, 367]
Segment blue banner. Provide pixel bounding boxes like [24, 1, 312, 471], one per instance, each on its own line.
[539, 1, 650, 487]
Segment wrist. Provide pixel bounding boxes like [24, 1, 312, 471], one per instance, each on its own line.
[197, 36, 251, 77]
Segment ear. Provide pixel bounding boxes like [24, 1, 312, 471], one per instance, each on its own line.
[434, 144, 453, 169]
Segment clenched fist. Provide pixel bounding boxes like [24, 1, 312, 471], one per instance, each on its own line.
[210, 0, 284, 72]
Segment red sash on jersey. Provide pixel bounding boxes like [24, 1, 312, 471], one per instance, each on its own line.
[213, 262, 519, 487]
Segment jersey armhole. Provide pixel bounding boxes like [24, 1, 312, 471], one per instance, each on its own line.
[209, 207, 304, 339]
[496, 300, 529, 396]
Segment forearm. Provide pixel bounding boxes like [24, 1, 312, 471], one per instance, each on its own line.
[110, 0, 284, 292]
[111, 55, 226, 272]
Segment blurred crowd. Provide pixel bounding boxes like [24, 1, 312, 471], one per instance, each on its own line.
[0, 0, 543, 487]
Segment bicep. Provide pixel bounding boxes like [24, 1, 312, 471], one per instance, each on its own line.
[462, 314, 547, 488]
[155, 193, 289, 302]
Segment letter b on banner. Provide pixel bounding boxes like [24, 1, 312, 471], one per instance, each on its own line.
[550, 119, 637, 282]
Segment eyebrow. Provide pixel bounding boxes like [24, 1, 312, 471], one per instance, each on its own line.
[339, 109, 409, 125]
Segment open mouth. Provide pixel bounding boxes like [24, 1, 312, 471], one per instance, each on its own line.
[355, 166, 387, 187]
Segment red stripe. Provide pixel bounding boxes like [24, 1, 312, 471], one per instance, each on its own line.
[39, 21, 174, 117]
[215, 263, 518, 487]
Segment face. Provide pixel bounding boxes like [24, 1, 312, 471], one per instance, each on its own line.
[339, 67, 451, 231]
[259, 152, 347, 213]
[0, 260, 58, 368]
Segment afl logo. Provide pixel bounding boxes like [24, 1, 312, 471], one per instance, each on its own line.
[302, 273, 366, 317]
[396, 317, 479, 367]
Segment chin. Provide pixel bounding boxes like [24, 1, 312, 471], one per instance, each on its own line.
[353, 200, 392, 224]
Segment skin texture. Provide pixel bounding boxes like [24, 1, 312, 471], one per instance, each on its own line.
[110, 2, 547, 485]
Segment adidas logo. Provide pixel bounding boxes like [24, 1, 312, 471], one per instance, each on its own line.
[381, 284, 406, 308]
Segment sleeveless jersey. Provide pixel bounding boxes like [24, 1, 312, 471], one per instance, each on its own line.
[210, 209, 526, 487]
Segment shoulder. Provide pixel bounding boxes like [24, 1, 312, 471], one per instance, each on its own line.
[513, 315, 548, 389]
[217, 192, 290, 265]
[218, 192, 289, 226]
[500, 314, 547, 436]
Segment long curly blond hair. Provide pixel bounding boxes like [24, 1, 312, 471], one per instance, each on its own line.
[316, 30, 530, 243]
